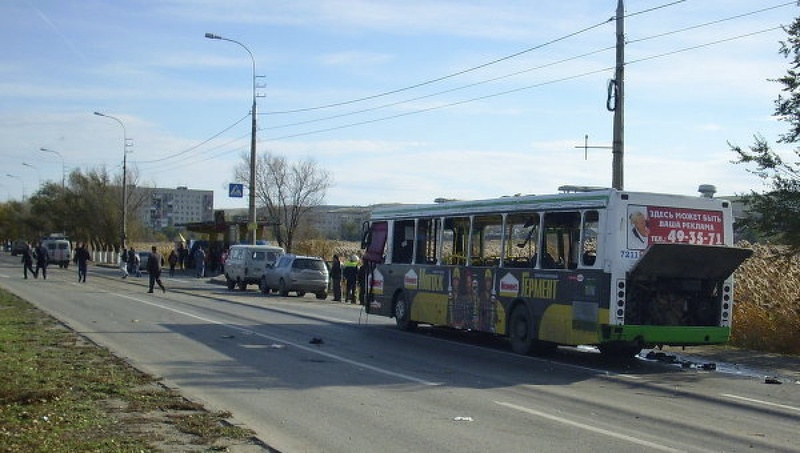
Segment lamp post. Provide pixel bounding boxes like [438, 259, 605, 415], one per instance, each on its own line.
[21, 162, 41, 187]
[6, 173, 25, 201]
[39, 147, 66, 193]
[93, 111, 130, 249]
[205, 32, 258, 245]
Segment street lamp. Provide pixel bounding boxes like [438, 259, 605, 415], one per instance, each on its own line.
[6, 173, 25, 201]
[93, 111, 130, 249]
[205, 32, 258, 245]
[39, 147, 66, 192]
[21, 162, 41, 187]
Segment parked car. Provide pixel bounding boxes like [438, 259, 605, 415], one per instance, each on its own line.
[224, 244, 285, 291]
[260, 254, 329, 299]
[11, 240, 27, 256]
[136, 252, 150, 272]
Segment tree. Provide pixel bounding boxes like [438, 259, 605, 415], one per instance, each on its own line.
[731, 16, 800, 255]
[235, 152, 333, 252]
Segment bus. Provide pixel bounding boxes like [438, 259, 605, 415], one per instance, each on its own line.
[359, 188, 753, 356]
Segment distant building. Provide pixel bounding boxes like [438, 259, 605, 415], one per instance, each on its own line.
[305, 205, 373, 239]
[136, 186, 214, 230]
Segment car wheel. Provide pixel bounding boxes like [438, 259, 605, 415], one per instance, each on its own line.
[226, 276, 235, 290]
[315, 291, 327, 300]
[238, 280, 247, 291]
[279, 279, 289, 297]
[259, 276, 270, 294]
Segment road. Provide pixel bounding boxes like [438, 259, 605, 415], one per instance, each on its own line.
[1, 254, 798, 452]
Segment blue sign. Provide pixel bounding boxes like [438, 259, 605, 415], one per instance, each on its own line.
[228, 183, 244, 198]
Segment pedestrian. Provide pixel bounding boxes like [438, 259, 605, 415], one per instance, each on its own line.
[168, 249, 178, 277]
[330, 254, 342, 301]
[126, 247, 136, 277]
[343, 254, 359, 303]
[21, 242, 36, 279]
[34, 241, 49, 280]
[73, 242, 91, 283]
[195, 246, 206, 278]
[131, 248, 142, 278]
[120, 247, 129, 278]
[146, 246, 166, 293]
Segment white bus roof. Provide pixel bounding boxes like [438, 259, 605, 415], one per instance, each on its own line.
[370, 189, 731, 220]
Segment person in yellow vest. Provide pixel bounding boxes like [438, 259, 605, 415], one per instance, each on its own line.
[343, 255, 359, 303]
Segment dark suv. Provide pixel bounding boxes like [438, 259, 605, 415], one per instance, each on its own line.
[260, 254, 329, 299]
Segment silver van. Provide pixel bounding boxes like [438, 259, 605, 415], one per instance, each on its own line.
[41, 236, 72, 268]
[224, 244, 284, 290]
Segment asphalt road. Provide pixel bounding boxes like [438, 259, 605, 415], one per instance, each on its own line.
[1, 254, 798, 452]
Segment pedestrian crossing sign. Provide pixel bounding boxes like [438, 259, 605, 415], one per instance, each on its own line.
[228, 183, 244, 198]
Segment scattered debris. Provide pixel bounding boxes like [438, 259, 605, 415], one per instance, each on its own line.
[221, 335, 235, 339]
[453, 416, 473, 422]
[309, 337, 324, 345]
[269, 343, 286, 349]
[764, 376, 782, 385]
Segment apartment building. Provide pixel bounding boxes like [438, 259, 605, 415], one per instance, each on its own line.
[137, 186, 214, 230]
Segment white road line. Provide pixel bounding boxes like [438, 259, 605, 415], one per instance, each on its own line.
[721, 393, 800, 413]
[495, 401, 685, 452]
[115, 292, 442, 387]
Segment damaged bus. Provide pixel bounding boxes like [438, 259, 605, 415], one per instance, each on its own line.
[359, 187, 752, 357]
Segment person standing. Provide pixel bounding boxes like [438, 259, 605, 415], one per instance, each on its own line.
[120, 247, 129, 278]
[73, 242, 91, 283]
[131, 248, 142, 278]
[34, 241, 49, 280]
[167, 249, 178, 277]
[21, 242, 36, 279]
[330, 254, 342, 302]
[146, 246, 166, 293]
[195, 246, 206, 278]
[343, 255, 359, 303]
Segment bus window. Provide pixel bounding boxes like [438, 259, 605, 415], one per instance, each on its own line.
[414, 219, 438, 264]
[442, 217, 470, 265]
[504, 212, 540, 268]
[392, 220, 415, 264]
[470, 215, 503, 266]
[542, 211, 581, 269]
[581, 211, 599, 267]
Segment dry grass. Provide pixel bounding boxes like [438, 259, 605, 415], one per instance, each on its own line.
[0, 289, 258, 452]
[731, 242, 800, 354]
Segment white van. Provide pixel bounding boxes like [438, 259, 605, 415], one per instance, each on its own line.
[41, 236, 72, 268]
[224, 244, 285, 290]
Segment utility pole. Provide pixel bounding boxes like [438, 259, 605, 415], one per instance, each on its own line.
[610, 0, 625, 190]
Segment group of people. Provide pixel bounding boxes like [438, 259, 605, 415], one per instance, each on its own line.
[20, 241, 50, 280]
[329, 254, 368, 304]
[118, 246, 166, 293]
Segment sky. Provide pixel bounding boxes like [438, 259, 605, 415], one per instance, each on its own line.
[0, 0, 796, 209]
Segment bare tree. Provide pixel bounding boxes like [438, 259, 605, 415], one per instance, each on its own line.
[235, 151, 333, 252]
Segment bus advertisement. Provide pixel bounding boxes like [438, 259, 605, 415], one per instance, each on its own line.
[360, 188, 752, 357]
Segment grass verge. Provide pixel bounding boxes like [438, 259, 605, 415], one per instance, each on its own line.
[0, 288, 257, 452]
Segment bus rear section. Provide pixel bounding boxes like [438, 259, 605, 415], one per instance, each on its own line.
[601, 193, 753, 354]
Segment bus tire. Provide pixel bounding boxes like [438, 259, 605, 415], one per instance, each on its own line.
[394, 292, 417, 331]
[509, 304, 536, 355]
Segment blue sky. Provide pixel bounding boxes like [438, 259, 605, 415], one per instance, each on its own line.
[1, 0, 795, 208]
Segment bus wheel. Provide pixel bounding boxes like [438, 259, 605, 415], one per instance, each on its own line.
[394, 294, 417, 331]
[509, 305, 535, 355]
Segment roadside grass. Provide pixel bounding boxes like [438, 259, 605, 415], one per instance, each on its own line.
[0, 288, 256, 452]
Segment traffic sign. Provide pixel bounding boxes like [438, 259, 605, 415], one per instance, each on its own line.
[228, 183, 244, 198]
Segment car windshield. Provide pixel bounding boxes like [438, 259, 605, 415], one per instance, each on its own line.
[293, 259, 325, 271]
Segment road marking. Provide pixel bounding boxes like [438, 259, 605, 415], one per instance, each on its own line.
[494, 401, 684, 452]
[721, 393, 800, 413]
[115, 293, 441, 387]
